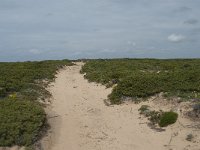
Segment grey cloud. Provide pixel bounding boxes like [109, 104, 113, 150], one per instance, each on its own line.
[184, 19, 198, 25]
[174, 6, 192, 13]
[0, 0, 200, 61]
[191, 28, 200, 33]
[46, 13, 54, 17]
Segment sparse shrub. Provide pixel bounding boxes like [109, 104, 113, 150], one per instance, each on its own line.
[139, 106, 161, 125]
[186, 133, 194, 141]
[149, 110, 164, 125]
[139, 106, 177, 127]
[187, 103, 200, 120]
[159, 112, 178, 127]
[193, 103, 200, 113]
[138, 105, 152, 117]
[139, 105, 150, 113]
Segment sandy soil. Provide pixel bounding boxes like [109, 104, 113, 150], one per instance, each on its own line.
[40, 62, 200, 150]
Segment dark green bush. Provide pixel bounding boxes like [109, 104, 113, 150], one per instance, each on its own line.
[0, 59, 73, 146]
[0, 99, 45, 146]
[159, 112, 178, 127]
[109, 74, 163, 103]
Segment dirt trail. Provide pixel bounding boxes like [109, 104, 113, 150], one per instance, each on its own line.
[41, 62, 200, 150]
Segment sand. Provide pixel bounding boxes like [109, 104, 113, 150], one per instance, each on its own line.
[40, 62, 200, 150]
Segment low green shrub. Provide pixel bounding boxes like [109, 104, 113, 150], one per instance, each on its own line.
[0, 60, 73, 147]
[0, 60, 73, 99]
[0, 99, 45, 146]
[159, 112, 178, 127]
[81, 59, 200, 104]
[109, 74, 163, 103]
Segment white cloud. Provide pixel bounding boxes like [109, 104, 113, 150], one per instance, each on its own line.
[29, 49, 42, 54]
[127, 41, 136, 46]
[168, 34, 186, 43]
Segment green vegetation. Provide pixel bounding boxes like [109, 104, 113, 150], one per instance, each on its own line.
[0, 99, 45, 146]
[148, 110, 164, 125]
[0, 60, 73, 99]
[0, 60, 73, 147]
[159, 112, 178, 127]
[81, 59, 200, 104]
[139, 105, 178, 127]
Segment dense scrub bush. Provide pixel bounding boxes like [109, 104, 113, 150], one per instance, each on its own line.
[0, 99, 45, 146]
[0, 59, 73, 146]
[109, 74, 163, 103]
[159, 112, 178, 127]
[81, 59, 200, 104]
[0, 60, 73, 99]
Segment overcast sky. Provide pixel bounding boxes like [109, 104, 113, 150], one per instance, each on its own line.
[0, 0, 200, 61]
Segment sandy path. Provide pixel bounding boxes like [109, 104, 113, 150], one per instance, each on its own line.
[41, 62, 200, 150]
